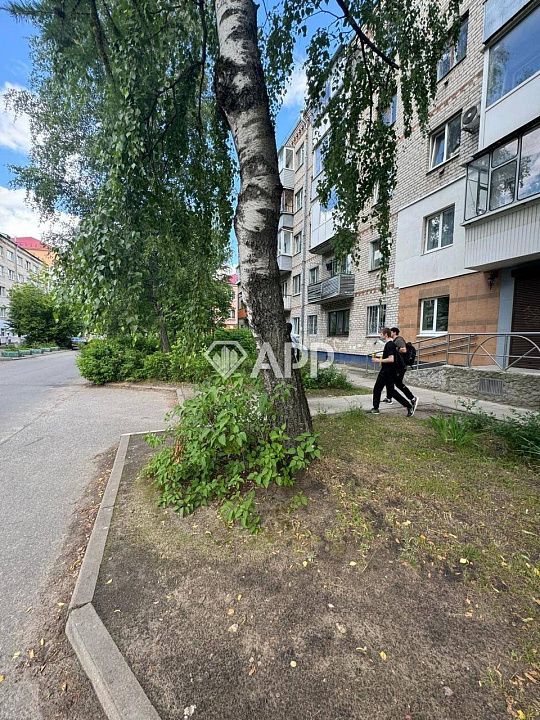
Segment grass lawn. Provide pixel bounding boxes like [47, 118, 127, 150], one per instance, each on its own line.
[305, 386, 371, 397]
[92, 410, 539, 720]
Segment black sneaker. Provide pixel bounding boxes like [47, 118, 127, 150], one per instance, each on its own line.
[407, 404, 416, 418]
[382, 398, 394, 404]
[367, 408, 380, 414]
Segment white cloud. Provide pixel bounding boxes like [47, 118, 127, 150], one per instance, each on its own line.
[0, 186, 77, 240]
[0, 82, 32, 154]
[281, 64, 307, 110]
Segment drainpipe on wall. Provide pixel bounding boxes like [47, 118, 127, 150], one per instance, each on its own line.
[300, 112, 311, 346]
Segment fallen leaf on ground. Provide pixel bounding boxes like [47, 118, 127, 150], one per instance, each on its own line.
[290, 661, 297, 668]
[349, 561, 357, 567]
[0, 676, 4, 682]
[380, 651, 387, 661]
[227, 608, 234, 616]
[29, 650, 34, 659]
[228, 624, 238, 633]
[459, 558, 469, 564]
[57, 602, 65, 607]
[39, 638, 44, 647]
[61, 682, 68, 692]
[106, 579, 113, 585]
[248, 665, 256, 676]
[12, 652, 20, 660]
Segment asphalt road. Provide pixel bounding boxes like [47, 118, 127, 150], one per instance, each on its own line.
[0, 352, 173, 718]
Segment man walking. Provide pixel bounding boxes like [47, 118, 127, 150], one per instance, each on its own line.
[382, 327, 418, 410]
[368, 327, 416, 416]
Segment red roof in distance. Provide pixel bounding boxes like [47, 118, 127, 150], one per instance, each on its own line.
[12, 236, 48, 250]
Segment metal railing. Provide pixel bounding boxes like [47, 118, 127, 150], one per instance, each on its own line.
[414, 332, 540, 371]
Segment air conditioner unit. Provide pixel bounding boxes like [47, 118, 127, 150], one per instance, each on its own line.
[462, 104, 480, 133]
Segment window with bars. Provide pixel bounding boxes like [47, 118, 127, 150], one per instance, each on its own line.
[366, 304, 386, 336]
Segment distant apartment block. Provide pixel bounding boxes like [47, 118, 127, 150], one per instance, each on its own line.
[236, 0, 540, 368]
[0, 233, 46, 343]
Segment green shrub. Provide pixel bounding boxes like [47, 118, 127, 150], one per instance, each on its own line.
[170, 347, 213, 383]
[301, 363, 354, 390]
[116, 347, 145, 381]
[76, 339, 122, 384]
[142, 352, 171, 381]
[143, 374, 320, 532]
[212, 328, 257, 361]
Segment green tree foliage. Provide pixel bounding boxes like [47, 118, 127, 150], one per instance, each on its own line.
[8, 282, 82, 346]
[7, 0, 235, 345]
[265, 0, 460, 291]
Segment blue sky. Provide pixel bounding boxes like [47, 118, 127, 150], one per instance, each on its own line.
[0, 7, 307, 247]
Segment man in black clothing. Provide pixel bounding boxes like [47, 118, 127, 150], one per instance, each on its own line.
[382, 327, 418, 409]
[368, 327, 416, 416]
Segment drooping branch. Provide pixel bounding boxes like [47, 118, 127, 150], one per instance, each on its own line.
[89, 0, 113, 78]
[334, 0, 399, 70]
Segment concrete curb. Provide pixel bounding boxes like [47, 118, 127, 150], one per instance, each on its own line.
[66, 432, 162, 720]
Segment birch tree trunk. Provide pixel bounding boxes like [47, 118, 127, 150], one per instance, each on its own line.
[214, 0, 312, 437]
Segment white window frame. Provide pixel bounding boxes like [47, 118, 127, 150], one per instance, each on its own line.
[278, 229, 292, 255]
[293, 232, 302, 255]
[295, 189, 303, 211]
[430, 114, 462, 169]
[308, 266, 319, 285]
[369, 240, 382, 270]
[0, 306, 6, 318]
[0, 286, 5, 296]
[424, 206, 455, 253]
[420, 296, 450, 335]
[7, 250, 14, 261]
[382, 94, 397, 126]
[366, 304, 386, 336]
[307, 314, 318, 336]
[292, 273, 301, 296]
[17, 256, 23, 266]
[281, 280, 288, 297]
[292, 316, 300, 334]
[8, 270, 14, 280]
[437, 14, 469, 81]
[33, 265, 38, 273]
[296, 143, 305, 170]
[279, 147, 294, 170]
[18, 274, 24, 283]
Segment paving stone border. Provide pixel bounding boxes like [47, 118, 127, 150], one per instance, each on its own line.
[66, 432, 162, 720]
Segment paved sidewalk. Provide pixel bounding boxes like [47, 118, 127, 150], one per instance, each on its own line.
[307, 365, 535, 420]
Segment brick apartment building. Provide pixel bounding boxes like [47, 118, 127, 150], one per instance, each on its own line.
[0, 233, 46, 343]
[237, 0, 540, 368]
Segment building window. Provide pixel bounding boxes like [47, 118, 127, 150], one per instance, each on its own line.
[8, 270, 14, 280]
[307, 314, 318, 335]
[314, 138, 328, 177]
[296, 143, 305, 169]
[292, 316, 300, 334]
[294, 232, 302, 255]
[0, 306, 5, 318]
[18, 274, 24, 283]
[7, 250, 14, 261]
[382, 94, 397, 126]
[328, 309, 350, 336]
[33, 264, 38, 273]
[425, 206, 455, 252]
[0, 286, 5, 296]
[328, 255, 351, 276]
[17, 256, 23, 266]
[370, 240, 382, 270]
[465, 125, 540, 219]
[281, 189, 294, 213]
[278, 230, 291, 255]
[430, 114, 461, 169]
[295, 188, 303, 211]
[25, 260, 30, 270]
[292, 274, 301, 295]
[0, 265, 3, 276]
[279, 147, 294, 170]
[366, 304, 386, 336]
[309, 266, 319, 285]
[437, 14, 469, 80]
[281, 280, 288, 297]
[420, 296, 450, 333]
[487, 4, 540, 107]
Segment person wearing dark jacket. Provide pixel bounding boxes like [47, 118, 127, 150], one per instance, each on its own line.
[368, 327, 416, 416]
[382, 327, 418, 410]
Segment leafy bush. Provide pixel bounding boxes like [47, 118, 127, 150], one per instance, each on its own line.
[142, 352, 171, 381]
[301, 363, 354, 390]
[170, 347, 213, 383]
[429, 414, 477, 446]
[76, 339, 122, 384]
[143, 374, 320, 532]
[211, 328, 257, 362]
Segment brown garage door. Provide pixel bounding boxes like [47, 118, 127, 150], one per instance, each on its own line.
[510, 267, 540, 369]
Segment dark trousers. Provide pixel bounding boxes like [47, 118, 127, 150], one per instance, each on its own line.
[393, 370, 415, 402]
[373, 371, 412, 410]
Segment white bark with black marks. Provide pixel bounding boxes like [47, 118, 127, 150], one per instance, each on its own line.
[214, 0, 312, 436]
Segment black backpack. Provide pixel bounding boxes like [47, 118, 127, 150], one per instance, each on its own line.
[404, 342, 416, 367]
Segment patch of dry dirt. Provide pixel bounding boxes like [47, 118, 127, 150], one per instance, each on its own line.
[91, 434, 539, 720]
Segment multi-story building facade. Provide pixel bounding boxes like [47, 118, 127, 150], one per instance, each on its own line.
[0, 232, 46, 343]
[238, 0, 540, 368]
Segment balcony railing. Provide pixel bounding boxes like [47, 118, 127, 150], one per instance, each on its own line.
[277, 253, 292, 274]
[307, 273, 355, 304]
[278, 212, 294, 230]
